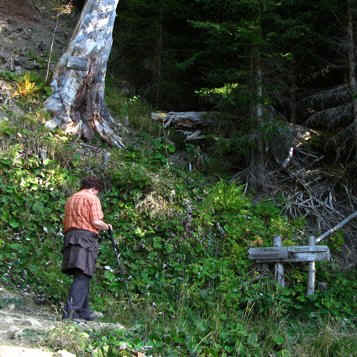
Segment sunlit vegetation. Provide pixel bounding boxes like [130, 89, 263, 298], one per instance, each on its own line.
[0, 80, 356, 355]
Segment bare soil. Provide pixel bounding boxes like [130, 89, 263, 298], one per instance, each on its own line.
[0, 0, 76, 73]
[0, 0, 39, 23]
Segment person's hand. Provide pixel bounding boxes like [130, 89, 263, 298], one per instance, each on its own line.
[107, 224, 113, 231]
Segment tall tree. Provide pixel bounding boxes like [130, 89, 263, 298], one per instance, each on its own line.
[44, 0, 124, 147]
[189, 0, 296, 186]
[347, 0, 357, 158]
[111, 0, 203, 109]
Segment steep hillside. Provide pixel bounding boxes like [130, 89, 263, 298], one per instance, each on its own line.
[0, 2, 356, 357]
[0, 0, 73, 74]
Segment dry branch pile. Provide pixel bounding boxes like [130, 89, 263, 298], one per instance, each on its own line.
[273, 146, 357, 268]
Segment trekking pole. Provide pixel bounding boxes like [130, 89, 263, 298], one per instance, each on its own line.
[107, 229, 133, 309]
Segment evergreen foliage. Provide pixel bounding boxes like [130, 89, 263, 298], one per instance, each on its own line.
[112, 0, 344, 109]
[111, 0, 357, 165]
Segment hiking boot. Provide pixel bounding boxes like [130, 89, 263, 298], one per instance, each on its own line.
[78, 310, 103, 321]
[63, 309, 103, 321]
[62, 310, 79, 320]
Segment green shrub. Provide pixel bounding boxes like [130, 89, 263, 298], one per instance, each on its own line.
[0, 85, 356, 356]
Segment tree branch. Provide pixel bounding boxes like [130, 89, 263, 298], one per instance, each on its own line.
[316, 211, 357, 242]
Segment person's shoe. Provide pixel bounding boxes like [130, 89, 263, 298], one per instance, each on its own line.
[62, 310, 79, 320]
[78, 310, 103, 321]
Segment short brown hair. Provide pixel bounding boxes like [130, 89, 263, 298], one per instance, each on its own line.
[80, 176, 103, 192]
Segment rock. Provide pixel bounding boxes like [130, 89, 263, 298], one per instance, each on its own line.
[56, 351, 75, 357]
[0, 345, 65, 357]
[14, 56, 41, 70]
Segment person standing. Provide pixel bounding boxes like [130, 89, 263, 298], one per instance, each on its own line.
[62, 176, 112, 321]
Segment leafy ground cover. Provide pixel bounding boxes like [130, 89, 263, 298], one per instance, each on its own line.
[0, 72, 356, 356]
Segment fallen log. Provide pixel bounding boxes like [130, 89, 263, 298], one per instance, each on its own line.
[152, 111, 217, 129]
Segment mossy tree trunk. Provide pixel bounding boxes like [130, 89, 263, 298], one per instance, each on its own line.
[44, 0, 124, 147]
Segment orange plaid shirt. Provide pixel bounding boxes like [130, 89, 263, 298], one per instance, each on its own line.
[63, 189, 104, 234]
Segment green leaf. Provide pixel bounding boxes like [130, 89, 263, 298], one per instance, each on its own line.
[272, 334, 285, 345]
[9, 220, 19, 228]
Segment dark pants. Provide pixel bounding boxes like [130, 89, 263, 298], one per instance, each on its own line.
[63, 269, 92, 319]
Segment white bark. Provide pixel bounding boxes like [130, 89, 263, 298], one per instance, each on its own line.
[307, 236, 316, 295]
[44, 0, 124, 148]
[316, 211, 357, 243]
[274, 236, 285, 287]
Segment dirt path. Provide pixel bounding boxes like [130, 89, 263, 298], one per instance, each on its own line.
[0, 285, 125, 356]
[0, 285, 65, 355]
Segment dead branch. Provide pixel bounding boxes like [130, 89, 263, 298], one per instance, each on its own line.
[316, 211, 357, 243]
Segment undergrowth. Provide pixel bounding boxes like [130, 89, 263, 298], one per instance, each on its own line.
[0, 73, 356, 356]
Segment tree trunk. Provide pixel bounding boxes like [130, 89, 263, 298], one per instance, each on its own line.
[248, 2, 267, 190]
[44, 0, 124, 148]
[254, 49, 266, 188]
[347, 0, 357, 158]
[289, 61, 297, 124]
[155, 7, 163, 105]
